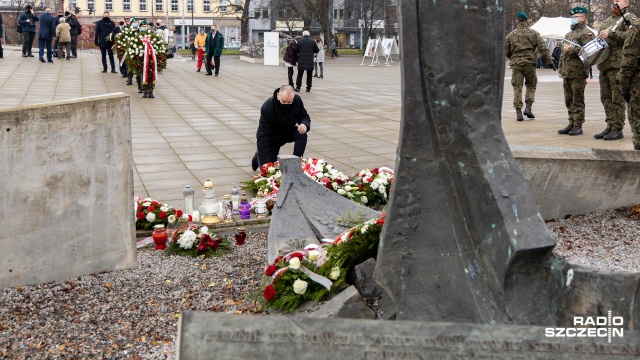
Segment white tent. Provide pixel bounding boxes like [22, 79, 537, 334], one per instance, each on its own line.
[530, 17, 572, 40]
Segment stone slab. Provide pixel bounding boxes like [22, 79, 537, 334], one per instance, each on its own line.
[0, 94, 137, 288]
[177, 312, 640, 359]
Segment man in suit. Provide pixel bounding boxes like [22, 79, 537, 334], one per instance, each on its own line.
[94, 11, 116, 73]
[37, 8, 57, 63]
[204, 25, 224, 76]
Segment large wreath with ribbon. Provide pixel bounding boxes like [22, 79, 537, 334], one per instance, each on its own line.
[114, 27, 168, 84]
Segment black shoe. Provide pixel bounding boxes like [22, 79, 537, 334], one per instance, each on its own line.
[251, 152, 259, 171]
[603, 129, 623, 140]
[126, 79, 133, 85]
[313, 74, 318, 78]
[196, 68, 201, 72]
[594, 127, 611, 139]
[71, 55, 77, 58]
[102, 69, 107, 73]
[111, 69, 117, 73]
[47, 60, 53, 63]
[148, 91, 155, 98]
[306, 88, 310, 92]
[27, 54, 34, 57]
[138, 88, 143, 93]
[558, 124, 574, 134]
[319, 75, 323, 79]
[39, 58, 45, 63]
[205, 73, 212, 76]
[516, 108, 523, 121]
[215, 74, 218, 77]
[66, 57, 70, 61]
[22, 54, 28, 57]
[142, 92, 148, 98]
[294, 88, 300, 92]
[569, 125, 583, 136]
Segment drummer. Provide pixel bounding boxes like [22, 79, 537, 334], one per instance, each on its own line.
[594, 0, 637, 141]
[558, 6, 595, 136]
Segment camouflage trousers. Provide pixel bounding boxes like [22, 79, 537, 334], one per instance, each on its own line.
[511, 65, 537, 109]
[599, 68, 627, 130]
[141, 81, 155, 92]
[563, 78, 587, 125]
[626, 81, 640, 150]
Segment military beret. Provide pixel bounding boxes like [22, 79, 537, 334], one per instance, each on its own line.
[139, 19, 147, 25]
[516, 12, 528, 20]
[570, 7, 588, 15]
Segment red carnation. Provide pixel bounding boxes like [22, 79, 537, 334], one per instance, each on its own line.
[372, 168, 379, 174]
[209, 241, 219, 251]
[136, 212, 145, 220]
[335, 178, 344, 185]
[358, 184, 363, 190]
[274, 256, 284, 264]
[137, 205, 142, 211]
[201, 234, 211, 243]
[265, 264, 277, 277]
[377, 218, 385, 226]
[290, 252, 304, 260]
[159, 211, 167, 219]
[263, 285, 276, 302]
[176, 209, 183, 217]
[152, 201, 159, 206]
[187, 214, 193, 222]
[147, 206, 155, 212]
[197, 243, 207, 252]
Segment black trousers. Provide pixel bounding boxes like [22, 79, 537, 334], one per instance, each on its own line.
[70, 35, 77, 56]
[22, 32, 35, 55]
[206, 54, 221, 75]
[258, 127, 307, 165]
[296, 69, 313, 90]
[100, 47, 115, 71]
[287, 67, 295, 86]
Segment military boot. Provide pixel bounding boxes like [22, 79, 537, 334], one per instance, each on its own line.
[593, 127, 611, 139]
[569, 124, 583, 136]
[148, 91, 155, 99]
[558, 124, 574, 134]
[523, 102, 535, 118]
[603, 129, 623, 140]
[126, 78, 133, 86]
[142, 92, 148, 98]
[516, 108, 524, 121]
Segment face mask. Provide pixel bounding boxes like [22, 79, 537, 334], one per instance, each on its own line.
[571, 18, 579, 25]
[132, 24, 138, 28]
[200, 31, 204, 34]
[104, 16, 110, 21]
[157, 23, 161, 26]
[140, 28, 147, 32]
[119, 21, 125, 26]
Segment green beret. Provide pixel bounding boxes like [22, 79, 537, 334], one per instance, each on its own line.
[516, 12, 528, 20]
[570, 7, 588, 15]
[139, 19, 147, 25]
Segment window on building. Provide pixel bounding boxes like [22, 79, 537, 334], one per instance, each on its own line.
[219, 0, 228, 12]
[203, 0, 210, 12]
[348, 10, 354, 20]
[333, 9, 338, 19]
[187, 0, 193, 11]
[171, 0, 178, 11]
[87, 0, 95, 12]
[155, 0, 163, 11]
[255, 8, 261, 18]
[123, 0, 130, 11]
[262, 8, 268, 18]
[339, 9, 343, 19]
[105, 0, 113, 11]
[140, 0, 147, 11]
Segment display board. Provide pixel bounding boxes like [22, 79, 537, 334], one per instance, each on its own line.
[263, 32, 280, 66]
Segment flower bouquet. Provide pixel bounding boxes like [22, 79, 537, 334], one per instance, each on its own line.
[165, 221, 232, 258]
[114, 27, 168, 78]
[135, 197, 183, 230]
[353, 168, 394, 208]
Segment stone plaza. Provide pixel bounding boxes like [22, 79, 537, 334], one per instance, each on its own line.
[0, 47, 633, 207]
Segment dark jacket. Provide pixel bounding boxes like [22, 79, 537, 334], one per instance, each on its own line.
[295, 36, 319, 71]
[94, 17, 115, 48]
[38, 13, 57, 40]
[257, 88, 311, 160]
[205, 31, 224, 57]
[0, 13, 3, 38]
[283, 43, 297, 65]
[18, 11, 39, 33]
[67, 14, 80, 36]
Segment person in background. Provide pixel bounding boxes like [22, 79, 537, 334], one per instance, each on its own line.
[0, 12, 4, 58]
[112, 17, 128, 77]
[55, 17, 71, 60]
[94, 11, 116, 73]
[189, 30, 197, 60]
[125, 20, 141, 91]
[18, 5, 39, 57]
[65, 11, 80, 58]
[53, 10, 64, 57]
[552, 43, 561, 70]
[283, 39, 297, 87]
[294, 30, 319, 92]
[204, 25, 224, 76]
[194, 28, 207, 72]
[313, 36, 324, 79]
[330, 39, 339, 58]
[37, 8, 57, 63]
[155, 19, 169, 44]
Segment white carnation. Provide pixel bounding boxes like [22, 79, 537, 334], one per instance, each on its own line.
[293, 279, 308, 295]
[142, 202, 151, 207]
[289, 257, 301, 270]
[200, 226, 209, 235]
[379, 186, 386, 194]
[337, 189, 346, 195]
[308, 250, 320, 261]
[370, 181, 379, 190]
[160, 206, 169, 212]
[146, 212, 156, 222]
[361, 196, 368, 204]
[332, 182, 338, 190]
[167, 215, 176, 223]
[178, 230, 197, 249]
[345, 185, 352, 192]
[329, 266, 340, 280]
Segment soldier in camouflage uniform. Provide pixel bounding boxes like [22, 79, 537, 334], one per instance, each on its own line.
[617, 19, 640, 150]
[558, 7, 594, 136]
[595, 0, 637, 140]
[505, 11, 554, 121]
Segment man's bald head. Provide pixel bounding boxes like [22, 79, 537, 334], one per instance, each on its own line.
[278, 85, 295, 104]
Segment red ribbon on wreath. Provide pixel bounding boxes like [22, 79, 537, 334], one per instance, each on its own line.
[141, 35, 158, 85]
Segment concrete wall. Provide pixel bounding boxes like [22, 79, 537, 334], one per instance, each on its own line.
[513, 147, 640, 220]
[0, 94, 136, 289]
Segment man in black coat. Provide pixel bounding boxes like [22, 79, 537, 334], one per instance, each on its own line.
[294, 30, 319, 92]
[53, 10, 64, 57]
[94, 11, 116, 73]
[0, 12, 4, 58]
[37, 9, 57, 63]
[17, 5, 39, 57]
[111, 17, 128, 77]
[65, 11, 80, 57]
[251, 85, 311, 170]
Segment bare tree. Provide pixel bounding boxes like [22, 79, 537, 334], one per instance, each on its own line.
[211, 0, 251, 43]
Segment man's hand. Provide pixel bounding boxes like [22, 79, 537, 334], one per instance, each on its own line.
[621, 89, 631, 103]
[297, 124, 307, 134]
[600, 29, 609, 39]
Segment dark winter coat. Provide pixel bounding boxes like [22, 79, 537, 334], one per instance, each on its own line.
[18, 11, 39, 33]
[295, 36, 319, 71]
[38, 13, 57, 40]
[0, 13, 3, 38]
[283, 43, 297, 65]
[67, 14, 80, 36]
[205, 31, 224, 57]
[256, 88, 311, 159]
[94, 17, 115, 48]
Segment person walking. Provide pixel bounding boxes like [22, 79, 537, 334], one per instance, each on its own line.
[313, 36, 324, 79]
[294, 30, 319, 92]
[552, 43, 561, 70]
[37, 9, 56, 63]
[283, 39, 298, 87]
[204, 25, 224, 76]
[194, 29, 207, 72]
[330, 39, 339, 58]
[251, 85, 311, 171]
[558, 7, 594, 136]
[505, 11, 554, 121]
[65, 11, 80, 58]
[189, 30, 197, 60]
[593, 0, 636, 141]
[95, 11, 116, 73]
[17, 5, 38, 57]
[55, 17, 71, 60]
